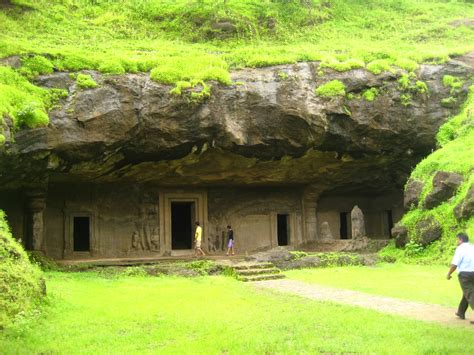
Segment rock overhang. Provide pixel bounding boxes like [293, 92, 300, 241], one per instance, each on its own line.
[0, 57, 473, 192]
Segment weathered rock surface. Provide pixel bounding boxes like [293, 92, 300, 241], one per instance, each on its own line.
[245, 247, 293, 263]
[404, 179, 424, 210]
[416, 217, 442, 246]
[454, 185, 474, 220]
[0, 56, 473, 191]
[424, 171, 464, 209]
[391, 223, 408, 248]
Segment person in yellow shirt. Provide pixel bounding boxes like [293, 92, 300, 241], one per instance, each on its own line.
[194, 221, 206, 257]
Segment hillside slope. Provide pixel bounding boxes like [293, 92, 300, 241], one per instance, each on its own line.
[0, 210, 45, 329]
[382, 80, 474, 264]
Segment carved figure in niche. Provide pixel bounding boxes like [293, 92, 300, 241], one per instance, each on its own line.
[136, 202, 159, 251]
[131, 231, 143, 251]
[208, 237, 217, 253]
[320, 221, 333, 240]
[150, 227, 160, 252]
[351, 205, 366, 238]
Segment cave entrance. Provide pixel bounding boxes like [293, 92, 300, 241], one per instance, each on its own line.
[73, 216, 90, 252]
[340, 212, 350, 240]
[277, 214, 289, 246]
[171, 202, 195, 250]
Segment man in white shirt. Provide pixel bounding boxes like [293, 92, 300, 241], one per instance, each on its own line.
[447, 233, 474, 324]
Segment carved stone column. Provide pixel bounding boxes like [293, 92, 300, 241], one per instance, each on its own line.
[25, 191, 46, 251]
[302, 185, 321, 243]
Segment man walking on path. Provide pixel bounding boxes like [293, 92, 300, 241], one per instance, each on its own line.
[194, 221, 206, 257]
[447, 232, 474, 324]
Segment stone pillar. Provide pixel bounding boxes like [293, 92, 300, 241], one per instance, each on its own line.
[302, 186, 320, 243]
[351, 205, 366, 239]
[25, 191, 46, 251]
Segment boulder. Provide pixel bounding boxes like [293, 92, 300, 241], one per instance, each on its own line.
[416, 217, 442, 246]
[424, 171, 464, 209]
[391, 223, 408, 248]
[404, 179, 424, 209]
[454, 185, 474, 220]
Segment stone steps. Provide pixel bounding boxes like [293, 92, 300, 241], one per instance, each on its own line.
[231, 262, 285, 282]
[236, 267, 281, 276]
[239, 273, 286, 282]
[233, 262, 274, 270]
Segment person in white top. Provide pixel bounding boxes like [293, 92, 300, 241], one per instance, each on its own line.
[447, 233, 474, 324]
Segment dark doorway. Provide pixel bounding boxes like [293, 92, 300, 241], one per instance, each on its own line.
[73, 217, 90, 252]
[171, 202, 195, 249]
[384, 210, 394, 237]
[277, 214, 289, 246]
[340, 212, 349, 239]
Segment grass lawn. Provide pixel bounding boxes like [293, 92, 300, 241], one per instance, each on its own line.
[1, 271, 473, 354]
[285, 263, 464, 307]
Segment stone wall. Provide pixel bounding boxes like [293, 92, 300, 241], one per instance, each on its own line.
[207, 187, 304, 254]
[0, 183, 401, 259]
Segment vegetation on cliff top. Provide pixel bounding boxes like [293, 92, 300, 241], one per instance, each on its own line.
[0, 0, 473, 131]
[0, 210, 45, 329]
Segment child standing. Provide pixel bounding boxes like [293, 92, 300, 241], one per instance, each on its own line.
[226, 225, 235, 256]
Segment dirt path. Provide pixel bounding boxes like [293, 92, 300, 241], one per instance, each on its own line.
[254, 279, 474, 329]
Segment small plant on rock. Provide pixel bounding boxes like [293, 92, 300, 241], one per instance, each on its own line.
[76, 74, 98, 89]
[362, 87, 379, 101]
[315, 80, 346, 97]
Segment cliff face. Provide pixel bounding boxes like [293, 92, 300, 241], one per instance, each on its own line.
[1, 56, 472, 192]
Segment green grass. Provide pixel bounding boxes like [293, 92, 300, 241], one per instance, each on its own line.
[1, 0, 474, 78]
[1, 271, 473, 353]
[286, 263, 463, 307]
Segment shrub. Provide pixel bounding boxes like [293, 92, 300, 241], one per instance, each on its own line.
[169, 80, 192, 95]
[366, 59, 392, 75]
[319, 58, 365, 72]
[441, 96, 457, 107]
[76, 73, 98, 89]
[0, 66, 65, 129]
[98, 60, 126, 75]
[315, 80, 346, 97]
[400, 93, 412, 106]
[20, 55, 54, 78]
[362, 87, 379, 101]
[0, 134, 5, 145]
[186, 260, 217, 275]
[415, 80, 429, 94]
[16, 102, 49, 128]
[394, 58, 419, 72]
[55, 54, 98, 72]
[442, 75, 464, 94]
[150, 55, 230, 86]
[0, 210, 45, 329]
